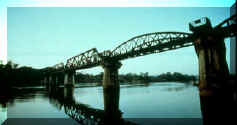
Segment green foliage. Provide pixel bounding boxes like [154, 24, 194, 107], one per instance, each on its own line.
[74, 71, 196, 85]
[74, 72, 103, 84]
[0, 61, 43, 87]
[153, 72, 196, 83]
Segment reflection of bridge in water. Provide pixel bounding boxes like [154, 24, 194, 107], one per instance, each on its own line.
[42, 14, 236, 125]
[47, 87, 137, 125]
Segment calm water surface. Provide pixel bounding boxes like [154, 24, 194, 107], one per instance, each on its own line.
[0, 82, 202, 124]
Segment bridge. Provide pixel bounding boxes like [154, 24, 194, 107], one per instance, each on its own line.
[41, 14, 237, 124]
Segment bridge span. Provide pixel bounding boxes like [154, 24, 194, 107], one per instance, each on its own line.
[41, 14, 236, 124]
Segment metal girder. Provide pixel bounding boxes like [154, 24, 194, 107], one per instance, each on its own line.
[215, 14, 236, 29]
[65, 48, 102, 70]
[111, 32, 193, 61]
[214, 14, 237, 38]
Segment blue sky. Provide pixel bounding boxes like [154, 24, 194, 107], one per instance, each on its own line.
[7, 7, 231, 75]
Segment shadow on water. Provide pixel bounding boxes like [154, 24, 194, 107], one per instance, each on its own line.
[46, 86, 139, 125]
[1, 83, 202, 125]
[0, 87, 47, 124]
[0, 87, 46, 107]
[0, 86, 138, 125]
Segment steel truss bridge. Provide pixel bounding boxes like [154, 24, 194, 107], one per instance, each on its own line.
[41, 12, 237, 125]
[41, 14, 236, 74]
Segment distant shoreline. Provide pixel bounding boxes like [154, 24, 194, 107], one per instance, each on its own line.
[8, 81, 197, 89]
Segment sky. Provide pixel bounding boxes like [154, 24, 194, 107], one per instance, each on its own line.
[7, 7, 232, 75]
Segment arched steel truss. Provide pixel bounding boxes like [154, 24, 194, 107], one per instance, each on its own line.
[215, 14, 236, 29]
[111, 32, 193, 61]
[214, 14, 237, 37]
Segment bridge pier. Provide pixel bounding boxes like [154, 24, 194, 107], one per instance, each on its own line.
[49, 76, 53, 86]
[52, 75, 57, 86]
[102, 60, 122, 122]
[44, 77, 48, 86]
[55, 76, 59, 86]
[44, 75, 59, 87]
[51, 75, 56, 86]
[45, 77, 50, 88]
[64, 71, 75, 87]
[194, 32, 236, 124]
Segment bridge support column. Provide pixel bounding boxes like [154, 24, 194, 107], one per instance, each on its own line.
[55, 76, 58, 86]
[102, 60, 122, 122]
[49, 76, 53, 86]
[64, 74, 68, 85]
[40, 80, 43, 85]
[64, 71, 75, 87]
[194, 32, 235, 124]
[44, 77, 50, 88]
[44, 77, 47, 85]
[53, 75, 58, 86]
[71, 74, 75, 85]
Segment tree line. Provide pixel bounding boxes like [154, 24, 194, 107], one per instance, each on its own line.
[0, 61, 197, 88]
[0, 61, 43, 88]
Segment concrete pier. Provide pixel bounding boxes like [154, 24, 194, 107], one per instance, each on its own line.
[49, 76, 53, 85]
[55, 76, 58, 86]
[64, 71, 75, 87]
[44, 77, 48, 85]
[50, 75, 56, 86]
[44, 75, 59, 87]
[101, 60, 122, 121]
[194, 31, 235, 124]
[44, 77, 49, 88]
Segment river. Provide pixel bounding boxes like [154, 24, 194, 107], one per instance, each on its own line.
[0, 82, 202, 125]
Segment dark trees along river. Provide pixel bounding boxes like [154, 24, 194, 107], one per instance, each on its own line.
[0, 61, 196, 88]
